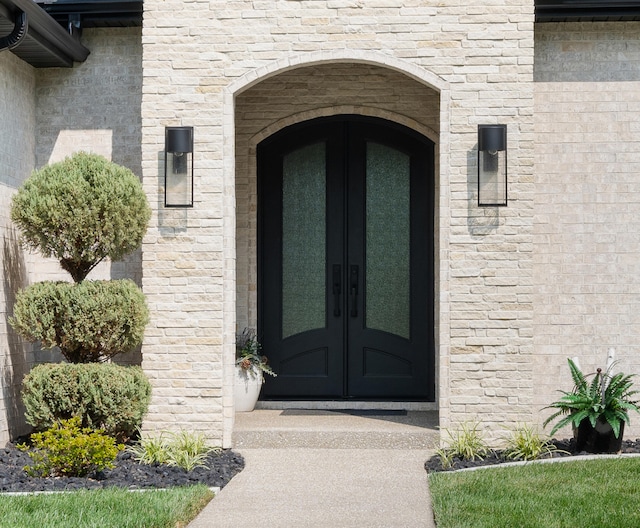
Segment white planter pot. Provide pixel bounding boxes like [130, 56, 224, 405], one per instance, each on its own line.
[234, 366, 263, 412]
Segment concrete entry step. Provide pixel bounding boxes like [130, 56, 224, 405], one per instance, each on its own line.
[232, 409, 439, 449]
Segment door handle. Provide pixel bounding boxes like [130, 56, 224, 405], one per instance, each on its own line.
[350, 265, 358, 317]
[332, 264, 341, 317]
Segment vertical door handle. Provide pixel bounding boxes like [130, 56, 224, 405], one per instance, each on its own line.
[332, 264, 341, 317]
[350, 265, 359, 317]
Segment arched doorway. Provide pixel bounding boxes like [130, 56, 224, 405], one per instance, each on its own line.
[258, 115, 435, 400]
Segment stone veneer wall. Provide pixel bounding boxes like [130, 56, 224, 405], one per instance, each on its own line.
[0, 28, 143, 444]
[534, 22, 640, 438]
[0, 50, 65, 444]
[0, 50, 37, 444]
[141, 0, 535, 445]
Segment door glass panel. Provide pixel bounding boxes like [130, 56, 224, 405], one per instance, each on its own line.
[282, 142, 327, 339]
[365, 142, 410, 339]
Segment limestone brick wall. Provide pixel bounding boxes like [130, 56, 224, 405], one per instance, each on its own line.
[0, 52, 63, 443]
[534, 22, 640, 438]
[141, 0, 535, 445]
[0, 50, 37, 444]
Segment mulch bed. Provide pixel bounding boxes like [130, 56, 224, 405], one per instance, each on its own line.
[425, 438, 640, 473]
[0, 444, 244, 492]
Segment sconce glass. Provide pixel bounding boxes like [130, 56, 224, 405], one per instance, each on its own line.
[165, 126, 194, 207]
[478, 124, 507, 207]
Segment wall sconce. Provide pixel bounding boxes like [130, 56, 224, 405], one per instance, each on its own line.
[478, 124, 507, 207]
[165, 126, 194, 208]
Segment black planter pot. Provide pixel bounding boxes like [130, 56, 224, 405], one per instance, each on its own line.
[574, 418, 624, 454]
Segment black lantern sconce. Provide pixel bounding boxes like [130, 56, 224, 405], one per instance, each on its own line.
[164, 126, 194, 208]
[478, 124, 507, 207]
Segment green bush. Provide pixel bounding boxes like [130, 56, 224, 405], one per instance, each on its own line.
[18, 417, 123, 477]
[22, 363, 152, 441]
[11, 152, 151, 283]
[10, 279, 148, 363]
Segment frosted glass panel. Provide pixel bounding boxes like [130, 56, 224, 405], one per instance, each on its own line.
[366, 142, 410, 339]
[282, 142, 326, 339]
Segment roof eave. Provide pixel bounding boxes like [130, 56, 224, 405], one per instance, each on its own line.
[0, 0, 89, 67]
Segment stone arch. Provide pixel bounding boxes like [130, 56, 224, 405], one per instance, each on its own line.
[224, 53, 450, 424]
[226, 50, 448, 100]
[250, 105, 439, 148]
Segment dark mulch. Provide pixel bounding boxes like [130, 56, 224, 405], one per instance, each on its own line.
[425, 438, 640, 473]
[0, 444, 244, 492]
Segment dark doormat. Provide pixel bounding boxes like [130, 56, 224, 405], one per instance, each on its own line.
[281, 409, 408, 416]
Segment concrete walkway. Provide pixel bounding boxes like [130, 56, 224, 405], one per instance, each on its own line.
[188, 410, 437, 527]
[189, 448, 436, 528]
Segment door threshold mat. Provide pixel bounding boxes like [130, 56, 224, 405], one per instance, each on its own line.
[281, 409, 408, 416]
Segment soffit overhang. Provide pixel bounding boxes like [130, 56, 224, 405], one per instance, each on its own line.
[35, 0, 142, 29]
[536, 0, 640, 22]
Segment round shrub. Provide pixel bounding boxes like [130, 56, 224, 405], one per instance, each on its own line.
[21, 363, 152, 441]
[10, 151, 151, 282]
[10, 279, 148, 363]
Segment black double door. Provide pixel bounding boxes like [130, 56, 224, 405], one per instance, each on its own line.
[258, 115, 434, 400]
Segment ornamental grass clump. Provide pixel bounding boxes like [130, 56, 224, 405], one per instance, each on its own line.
[127, 430, 221, 471]
[435, 421, 490, 469]
[502, 423, 563, 461]
[543, 355, 640, 439]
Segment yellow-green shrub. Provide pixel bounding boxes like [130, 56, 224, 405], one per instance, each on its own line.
[19, 417, 123, 477]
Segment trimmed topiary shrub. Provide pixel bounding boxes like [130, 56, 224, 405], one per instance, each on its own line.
[19, 417, 124, 477]
[22, 363, 152, 442]
[10, 279, 149, 363]
[10, 151, 151, 283]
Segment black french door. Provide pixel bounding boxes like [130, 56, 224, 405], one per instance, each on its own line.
[258, 115, 434, 400]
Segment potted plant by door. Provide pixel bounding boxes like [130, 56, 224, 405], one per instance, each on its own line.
[543, 352, 640, 453]
[234, 329, 276, 412]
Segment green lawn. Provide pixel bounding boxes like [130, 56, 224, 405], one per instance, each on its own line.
[429, 458, 640, 528]
[0, 485, 214, 528]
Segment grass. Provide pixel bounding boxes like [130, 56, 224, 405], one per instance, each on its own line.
[429, 458, 640, 528]
[0, 485, 214, 528]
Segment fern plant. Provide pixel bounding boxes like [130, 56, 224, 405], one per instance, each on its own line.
[543, 358, 640, 439]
